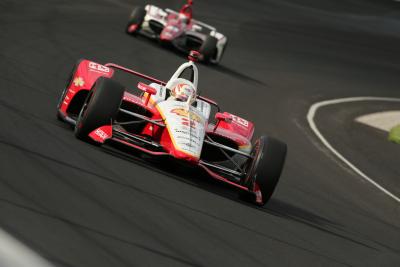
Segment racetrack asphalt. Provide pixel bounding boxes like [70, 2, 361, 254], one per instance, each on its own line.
[0, 0, 399, 266]
[315, 100, 400, 197]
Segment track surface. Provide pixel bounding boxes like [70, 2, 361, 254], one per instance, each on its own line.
[316, 101, 400, 197]
[1, 0, 400, 266]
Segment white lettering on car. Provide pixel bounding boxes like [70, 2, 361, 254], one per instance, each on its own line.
[88, 62, 110, 73]
[231, 115, 249, 127]
[95, 129, 108, 139]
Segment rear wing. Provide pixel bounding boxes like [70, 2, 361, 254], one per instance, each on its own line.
[164, 8, 217, 32]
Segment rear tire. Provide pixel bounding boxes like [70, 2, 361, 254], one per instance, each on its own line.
[126, 6, 146, 35]
[239, 136, 287, 206]
[199, 36, 218, 63]
[74, 77, 124, 141]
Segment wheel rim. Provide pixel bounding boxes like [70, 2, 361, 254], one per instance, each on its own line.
[240, 138, 266, 204]
[127, 24, 138, 33]
[242, 139, 261, 186]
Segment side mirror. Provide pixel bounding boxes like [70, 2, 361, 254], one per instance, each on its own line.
[213, 112, 231, 132]
[137, 82, 157, 95]
[137, 82, 157, 106]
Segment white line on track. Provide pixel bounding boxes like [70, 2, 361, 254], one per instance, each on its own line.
[307, 96, 400, 203]
[0, 228, 54, 267]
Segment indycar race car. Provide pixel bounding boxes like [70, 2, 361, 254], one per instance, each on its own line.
[56, 51, 287, 206]
[125, 0, 228, 64]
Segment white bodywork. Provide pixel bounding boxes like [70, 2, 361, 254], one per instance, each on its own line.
[158, 100, 207, 158]
[147, 60, 211, 158]
[138, 5, 227, 64]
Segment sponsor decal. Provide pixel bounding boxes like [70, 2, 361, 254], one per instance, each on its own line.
[176, 135, 200, 144]
[123, 93, 142, 105]
[171, 108, 203, 124]
[95, 128, 109, 140]
[89, 125, 112, 143]
[88, 62, 110, 73]
[173, 129, 199, 138]
[158, 101, 206, 158]
[231, 114, 249, 127]
[181, 118, 196, 129]
[174, 129, 190, 135]
[73, 77, 85, 87]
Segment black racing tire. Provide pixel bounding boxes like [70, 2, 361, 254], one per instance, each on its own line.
[239, 136, 287, 206]
[126, 6, 146, 35]
[199, 35, 218, 63]
[57, 59, 84, 120]
[74, 77, 124, 141]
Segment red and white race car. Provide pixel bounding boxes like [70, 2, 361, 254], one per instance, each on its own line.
[56, 51, 287, 206]
[126, 0, 228, 64]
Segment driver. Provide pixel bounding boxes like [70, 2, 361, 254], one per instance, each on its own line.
[179, 0, 193, 23]
[168, 78, 196, 104]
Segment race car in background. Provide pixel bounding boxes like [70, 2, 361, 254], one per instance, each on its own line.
[126, 0, 228, 64]
[56, 51, 287, 206]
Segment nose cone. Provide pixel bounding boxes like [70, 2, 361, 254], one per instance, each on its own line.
[171, 149, 199, 164]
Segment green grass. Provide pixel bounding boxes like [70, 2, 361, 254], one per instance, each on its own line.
[388, 125, 400, 144]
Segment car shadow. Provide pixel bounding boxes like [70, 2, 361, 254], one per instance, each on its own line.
[101, 143, 380, 251]
[0, 138, 381, 255]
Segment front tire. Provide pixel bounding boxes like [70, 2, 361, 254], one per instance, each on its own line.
[239, 136, 287, 206]
[126, 6, 146, 35]
[74, 77, 124, 141]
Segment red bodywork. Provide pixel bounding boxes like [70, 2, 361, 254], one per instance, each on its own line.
[160, 1, 194, 41]
[179, 0, 193, 20]
[59, 61, 114, 118]
[58, 60, 255, 192]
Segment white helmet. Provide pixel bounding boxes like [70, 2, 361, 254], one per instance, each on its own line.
[169, 78, 196, 103]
